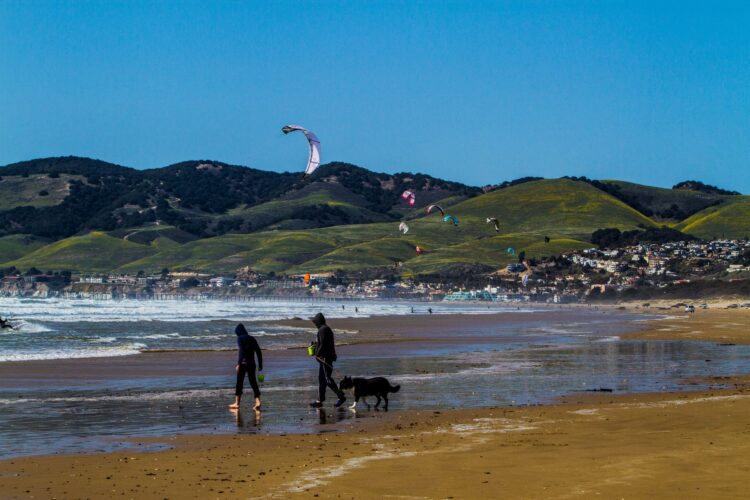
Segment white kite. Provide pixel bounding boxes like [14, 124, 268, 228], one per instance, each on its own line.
[427, 204, 445, 216]
[282, 124, 321, 176]
[399, 222, 409, 234]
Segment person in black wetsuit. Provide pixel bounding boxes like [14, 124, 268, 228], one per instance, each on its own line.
[229, 323, 262, 411]
[310, 313, 346, 408]
[0, 316, 12, 329]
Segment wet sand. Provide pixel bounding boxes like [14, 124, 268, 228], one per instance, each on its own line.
[625, 308, 750, 344]
[2, 379, 749, 498]
[2, 308, 750, 498]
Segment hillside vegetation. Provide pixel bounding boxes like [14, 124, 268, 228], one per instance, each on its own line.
[0, 235, 49, 262]
[601, 180, 727, 221]
[1, 156, 748, 276]
[675, 196, 750, 239]
[0, 157, 478, 240]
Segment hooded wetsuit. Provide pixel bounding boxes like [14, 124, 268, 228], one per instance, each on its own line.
[235, 323, 262, 398]
[312, 313, 344, 402]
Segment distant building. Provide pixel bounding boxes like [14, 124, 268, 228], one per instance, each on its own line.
[79, 276, 107, 284]
[209, 277, 234, 288]
[444, 290, 494, 301]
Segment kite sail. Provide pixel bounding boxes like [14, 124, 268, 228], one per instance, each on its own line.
[443, 215, 459, 226]
[544, 236, 550, 244]
[486, 217, 500, 232]
[506, 246, 516, 257]
[427, 204, 445, 216]
[282, 124, 321, 176]
[401, 190, 416, 206]
[399, 222, 409, 234]
[415, 245, 423, 255]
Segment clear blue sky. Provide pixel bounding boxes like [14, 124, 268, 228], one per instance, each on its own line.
[1, 1, 748, 192]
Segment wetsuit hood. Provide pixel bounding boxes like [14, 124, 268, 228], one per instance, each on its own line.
[235, 323, 249, 336]
[312, 313, 326, 327]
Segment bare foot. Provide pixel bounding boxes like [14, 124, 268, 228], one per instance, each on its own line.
[253, 398, 261, 410]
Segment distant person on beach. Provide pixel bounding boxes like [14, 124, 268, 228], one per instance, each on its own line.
[0, 316, 12, 329]
[310, 313, 346, 408]
[428, 308, 433, 314]
[229, 323, 262, 411]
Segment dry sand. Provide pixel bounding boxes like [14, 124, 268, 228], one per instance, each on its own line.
[2, 308, 750, 499]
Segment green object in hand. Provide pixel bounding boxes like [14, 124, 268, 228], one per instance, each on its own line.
[307, 344, 316, 356]
[257, 373, 265, 383]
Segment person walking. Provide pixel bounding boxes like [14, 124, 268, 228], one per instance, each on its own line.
[229, 323, 262, 411]
[309, 313, 346, 408]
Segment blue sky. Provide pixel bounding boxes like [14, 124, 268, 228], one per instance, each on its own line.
[1, 1, 748, 192]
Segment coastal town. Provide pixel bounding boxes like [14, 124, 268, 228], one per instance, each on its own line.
[2, 238, 748, 303]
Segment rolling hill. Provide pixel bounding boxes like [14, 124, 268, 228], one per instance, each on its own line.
[675, 196, 750, 239]
[0, 235, 50, 262]
[4, 232, 157, 273]
[0, 157, 479, 240]
[1, 156, 748, 276]
[600, 180, 727, 221]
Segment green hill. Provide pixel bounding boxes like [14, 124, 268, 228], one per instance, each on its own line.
[2, 159, 748, 276]
[0, 157, 479, 240]
[0, 173, 86, 212]
[445, 179, 655, 238]
[601, 180, 727, 220]
[675, 196, 750, 239]
[3, 232, 156, 273]
[0, 235, 50, 262]
[2, 178, 662, 275]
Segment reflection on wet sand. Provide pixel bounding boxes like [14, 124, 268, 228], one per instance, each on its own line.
[1, 310, 749, 458]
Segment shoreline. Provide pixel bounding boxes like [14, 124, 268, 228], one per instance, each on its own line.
[2, 376, 750, 498]
[623, 308, 750, 344]
[2, 308, 749, 497]
[0, 308, 645, 382]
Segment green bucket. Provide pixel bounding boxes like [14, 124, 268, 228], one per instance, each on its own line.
[257, 373, 265, 383]
[307, 344, 316, 357]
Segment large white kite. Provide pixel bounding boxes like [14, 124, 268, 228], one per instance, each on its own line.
[282, 124, 321, 176]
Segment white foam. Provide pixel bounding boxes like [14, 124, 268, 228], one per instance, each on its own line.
[0, 297, 547, 324]
[592, 335, 620, 342]
[0, 343, 146, 362]
[392, 360, 539, 383]
[10, 321, 53, 333]
[90, 336, 118, 343]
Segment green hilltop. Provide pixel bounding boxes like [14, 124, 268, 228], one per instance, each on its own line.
[675, 196, 750, 240]
[1, 157, 748, 276]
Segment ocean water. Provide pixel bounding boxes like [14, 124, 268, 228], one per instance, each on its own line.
[1, 298, 749, 459]
[0, 297, 513, 362]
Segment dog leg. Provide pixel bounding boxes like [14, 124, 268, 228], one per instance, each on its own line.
[350, 397, 358, 410]
[374, 395, 381, 408]
[383, 394, 389, 411]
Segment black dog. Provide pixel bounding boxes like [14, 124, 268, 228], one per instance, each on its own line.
[339, 376, 400, 410]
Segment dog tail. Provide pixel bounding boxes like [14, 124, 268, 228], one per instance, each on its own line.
[390, 384, 401, 393]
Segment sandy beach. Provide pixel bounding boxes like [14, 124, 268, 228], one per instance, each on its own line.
[1, 307, 749, 498]
[625, 307, 750, 344]
[2, 378, 749, 498]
